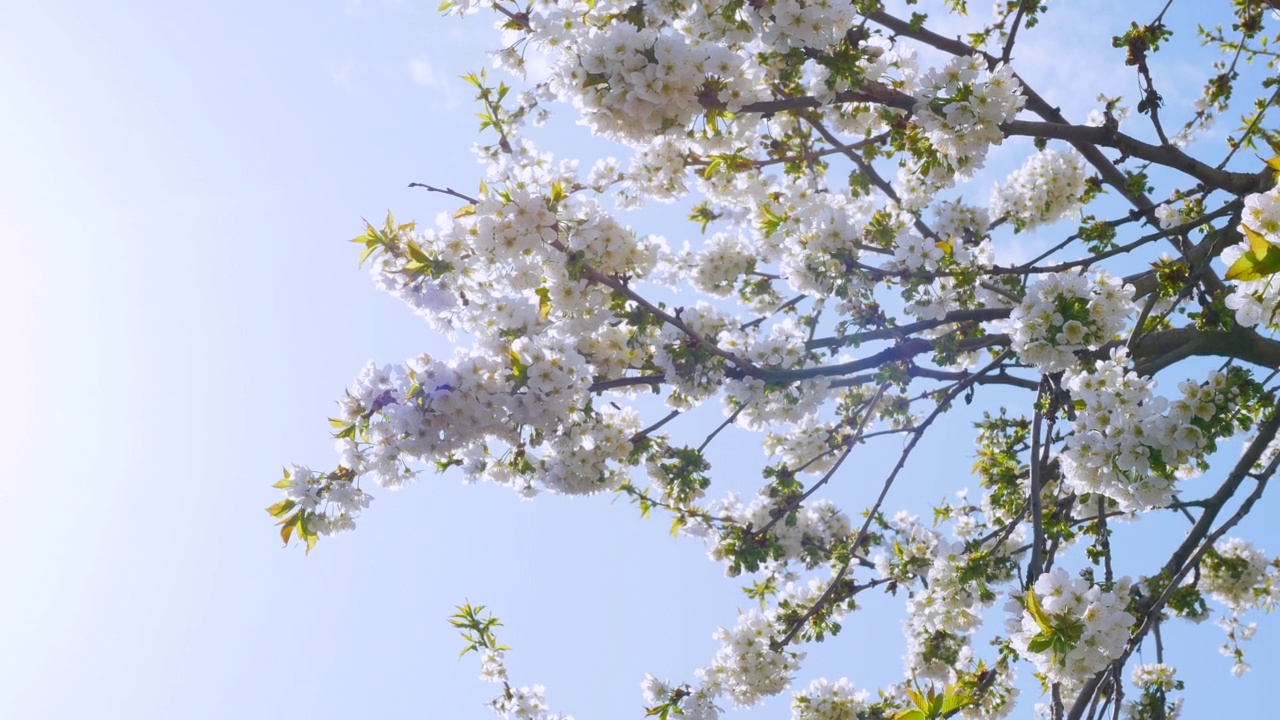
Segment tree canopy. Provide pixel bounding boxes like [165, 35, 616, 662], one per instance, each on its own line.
[273, 2, 1280, 718]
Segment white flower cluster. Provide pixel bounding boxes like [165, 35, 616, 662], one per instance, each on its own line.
[698, 610, 804, 707]
[1009, 568, 1134, 688]
[547, 23, 764, 143]
[1215, 615, 1259, 676]
[774, 191, 877, 299]
[619, 136, 690, 205]
[810, 34, 917, 111]
[653, 302, 735, 409]
[477, 648, 573, 720]
[790, 678, 868, 720]
[902, 537, 1007, 682]
[1006, 272, 1133, 373]
[280, 464, 372, 535]
[1125, 664, 1182, 720]
[1060, 352, 1238, 511]
[913, 55, 1024, 182]
[873, 513, 941, 584]
[722, 320, 829, 427]
[708, 493, 851, 572]
[876, 511, 1020, 685]
[1201, 538, 1269, 614]
[763, 415, 839, 476]
[1222, 184, 1280, 329]
[748, 0, 857, 52]
[690, 232, 757, 297]
[327, 345, 642, 502]
[641, 675, 719, 720]
[989, 149, 1087, 231]
[903, 237, 998, 323]
[1130, 662, 1179, 692]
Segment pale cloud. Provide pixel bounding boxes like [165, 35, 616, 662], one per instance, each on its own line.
[408, 56, 460, 109]
[332, 62, 354, 89]
[409, 57, 439, 88]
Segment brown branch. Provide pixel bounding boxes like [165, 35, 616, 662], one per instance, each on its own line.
[408, 182, 480, 204]
[807, 308, 1012, 351]
[704, 82, 916, 116]
[1131, 325, 1280, 376]
[1001, 121, 1265, 195]
[589, 374, 665, 393]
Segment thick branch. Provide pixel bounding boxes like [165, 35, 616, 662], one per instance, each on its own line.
[1132, 325, 1280, 375]
[808, 310, 1010, 351]
[1002, 121, 1266, 195]
[703, 82, 916, 115]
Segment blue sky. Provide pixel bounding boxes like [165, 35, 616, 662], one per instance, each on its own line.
[2, 1, 1278, 718]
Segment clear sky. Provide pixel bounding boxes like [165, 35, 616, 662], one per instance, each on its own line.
[2, 1, 1278, 719]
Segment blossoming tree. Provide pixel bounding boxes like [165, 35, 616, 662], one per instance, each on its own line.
[272, 1, 1280, 718]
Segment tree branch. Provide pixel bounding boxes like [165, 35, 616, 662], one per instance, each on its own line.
[1002, 121, 1266, 195]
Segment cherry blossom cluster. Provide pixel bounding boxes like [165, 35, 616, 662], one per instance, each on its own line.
[874, 511, 1018, 700]
[1059, 352, 1245, 511]
[902, 235, 999, 324]
[1124, 664, 1182, 720]
[989, 149, 1087, 231]
[763, 415, 841, 477]
[1009, 568, 1134, 689]
[278, 463, 372, 536]
[544, 21, 764, 143]
[1006, 272, 1134, 373]
[789, 678, 869, 720]
[706, 492, 852, 573]
[772, 191, 878, 299]
[450, 603, 575, 720]
[687, 232, 759, 298]
[641, 675, 720, 720]
[902, 536, 1014, 685]
[1201, 538, 1271, 614]
[809, 34, 916, 110]
[1216, 615, 1260, 677]
[749, 0, 858, 52]
[1221, 184, 1280, 329]
[616, 136, 689, 205]
[489, 682, 566, 719]
[698, 609, 805, 707]
[912, 55, 1024, 183]
[479, 651, 570, 720]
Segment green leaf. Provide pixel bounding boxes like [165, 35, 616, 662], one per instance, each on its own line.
[299, 513, 318, 554]
[939, 689, 970, 716]
[278, 512, 300, 546]
[535, 287, 552, 322]
[1264, 155, 1280, 178]
[1225, 224, 1280, 281]
[905, 688, 926, 710]
[1024, 589, 1054, 633]
[266, 499, 296, 518]
[406, 241, 430, 264]
[1027, 634, 1055, 653]
[893, 710, 927, 720]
